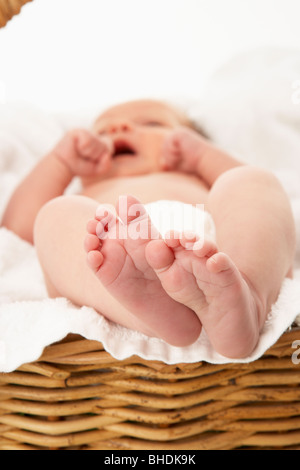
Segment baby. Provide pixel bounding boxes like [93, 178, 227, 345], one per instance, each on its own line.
[1, 99, 296, 358]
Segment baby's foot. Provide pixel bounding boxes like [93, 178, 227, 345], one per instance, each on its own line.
[84, 196, 201, 346]
[145, 233, 261, 358]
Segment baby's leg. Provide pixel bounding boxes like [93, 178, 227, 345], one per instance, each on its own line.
[34, 195, 201, 346]
[146, 167, 296, 358]
[34, 196, 143, 332]
[207, 166, 295, 315]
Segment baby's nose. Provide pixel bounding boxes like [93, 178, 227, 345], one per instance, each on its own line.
[107, 120, 132, 134]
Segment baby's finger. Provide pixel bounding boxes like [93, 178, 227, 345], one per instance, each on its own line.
[95, 150, 112, 175]
[76, 130, 97, 157]
[98, 135, 114, 155]
[76, 156, 99, 176]
[160, 135, 180, 170]
[76, 132, 112, 160]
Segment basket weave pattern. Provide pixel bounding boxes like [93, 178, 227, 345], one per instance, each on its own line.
[0, 0, 32, 28]
[0, 329, 300, 450]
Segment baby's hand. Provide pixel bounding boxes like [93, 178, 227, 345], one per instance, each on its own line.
[161, 127, 209, 174]
[53, 129, 113, 177]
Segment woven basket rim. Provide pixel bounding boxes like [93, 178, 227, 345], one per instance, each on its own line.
[1, 325, 300, 450]
[34, 323, 300, 368]
[0, 0, 33, 28]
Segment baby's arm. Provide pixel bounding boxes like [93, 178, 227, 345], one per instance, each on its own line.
[161, 127, 244, 188]
[1, 130, 112, 244]
[1, 154, 73, 243]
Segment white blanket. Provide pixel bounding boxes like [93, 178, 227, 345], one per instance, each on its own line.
[1, 47, 300, 372]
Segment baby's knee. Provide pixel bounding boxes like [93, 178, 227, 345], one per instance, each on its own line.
[35, 194, 86, 235]
[34, 194, 99, 261]
[209, 166, 286, 205]
[34, 196, 67, 247]
[34, 195, 92, 290]
[215, 166, 280, 190]
[34, 196, 84, 257]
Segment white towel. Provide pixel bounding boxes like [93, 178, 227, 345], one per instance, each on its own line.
[0, 227, 299, 372]
[1, 47, 300, 372]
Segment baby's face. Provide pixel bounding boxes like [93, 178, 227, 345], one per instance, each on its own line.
[92, 99, 187, 179]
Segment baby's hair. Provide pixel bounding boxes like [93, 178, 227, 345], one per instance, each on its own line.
[186, 118, 210, 139]
[165, 100, 210, 140]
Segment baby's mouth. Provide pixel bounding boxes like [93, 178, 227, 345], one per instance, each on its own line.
[113, 139, 136, 158]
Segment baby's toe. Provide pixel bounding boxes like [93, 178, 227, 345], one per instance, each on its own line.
[179, 232, 200, 250]
[87, 249, 104, 272]
[164, 230, 181, 249]
[193, 239, 218, 258]
[206, 252, 235, 274]
[177, 232, 218, 259]
[84, 233, 101, 253]
[145, 239, 175, 273]
[95, 207, 117, 239]
[86, 219, 98, 235]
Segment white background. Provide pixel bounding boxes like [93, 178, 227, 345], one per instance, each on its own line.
[1, 0, 300, 112]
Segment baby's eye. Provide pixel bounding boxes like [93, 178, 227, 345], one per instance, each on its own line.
[143, 121, 164, 127]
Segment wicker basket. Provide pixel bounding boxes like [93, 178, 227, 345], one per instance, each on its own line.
[0, 327, 300, 450]
[0, 0, 32, 28]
